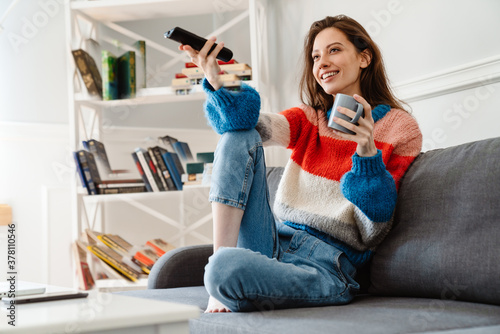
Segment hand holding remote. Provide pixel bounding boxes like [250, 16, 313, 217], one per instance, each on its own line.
[165, 27, 233, 62]
[178, 36, 225, 90]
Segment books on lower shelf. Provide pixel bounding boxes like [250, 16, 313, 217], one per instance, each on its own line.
[74, 141, 146, 195]
[74, 230, 176, 288]
[74, 136, 212, 194]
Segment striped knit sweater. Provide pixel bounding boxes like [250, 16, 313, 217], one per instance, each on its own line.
[203, 79, 422, 267]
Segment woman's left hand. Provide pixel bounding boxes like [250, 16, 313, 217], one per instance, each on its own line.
[331, 94, 378, 157]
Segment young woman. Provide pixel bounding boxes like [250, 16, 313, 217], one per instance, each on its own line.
[179, 15, 422, 313]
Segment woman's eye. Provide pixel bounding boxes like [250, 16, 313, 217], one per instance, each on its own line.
[330, 48, 339, 53]
[312, 55, 319, 61]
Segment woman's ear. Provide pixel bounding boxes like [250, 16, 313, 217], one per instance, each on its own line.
[359, 49, 372, 69]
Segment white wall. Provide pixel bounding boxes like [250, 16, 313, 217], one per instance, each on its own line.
[0, 0, 72, 287]
[0, 0, 499, 287]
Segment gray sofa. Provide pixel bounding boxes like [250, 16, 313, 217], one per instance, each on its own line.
[120, 137, 500, 334]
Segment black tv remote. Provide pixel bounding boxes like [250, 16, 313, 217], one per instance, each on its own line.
[164, 27, 233, 62]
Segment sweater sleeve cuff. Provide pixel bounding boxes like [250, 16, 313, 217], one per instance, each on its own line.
[202, 78, 238, 108]
[351, 150, 387, 176]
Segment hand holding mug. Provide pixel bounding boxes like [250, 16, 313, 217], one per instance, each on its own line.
[328, 94, 378, 157]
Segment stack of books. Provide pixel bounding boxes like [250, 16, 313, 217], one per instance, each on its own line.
[171, 59, 252, 95]
[73, 229, 176, 289]
[74, 139, 145, 195]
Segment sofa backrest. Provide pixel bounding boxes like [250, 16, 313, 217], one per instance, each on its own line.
[370, 137, 500, 305]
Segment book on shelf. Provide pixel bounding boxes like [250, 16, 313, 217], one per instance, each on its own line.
[161, 151, 183, 191]
[79, 230, 172, 277]
[80, 231, 120, 280]
[84, 229, 145, 282]
[97, 185, 146, 195]
[172, 141, 194, 162]
[158, 135, 178, 152]
[148, 146, 176, 191]
[220, 62, 251, 72]
[72, 240, 95, 291]
[180, 67, 204, 84]
[182, 162, 204, 185]
[75, 144, 144, 195]
[196, 152, 215, 163]
[97, 234, 134, 256]
[131, 151, 153, 192]
[133, 40, 146, 90]
[101, 49, 137, 100]
[145, 238, 175, 257]
[74, 150, 101, 195]
[171, 77, 192, 94]
[87, 244, 142, 282]
[117, 50, 136, 99]
[134, 148, 164, 192]
[82, 139, 131, 176]
[132, 248, 159, 270]
[72, 49, 103, 98]
[101, 50, 118, 101]
[184, 59, 236, 68]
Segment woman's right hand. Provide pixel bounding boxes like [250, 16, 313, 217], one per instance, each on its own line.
[178, 36, 225, 90]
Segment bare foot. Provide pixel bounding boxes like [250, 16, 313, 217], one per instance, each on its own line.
[205, 296, 231, 313]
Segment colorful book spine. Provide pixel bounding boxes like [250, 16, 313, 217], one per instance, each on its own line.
[75, 150, 100, 195]
[133, 248, 159, 269]
[87, 245, 141, 282]
[73, 151, 88, 190]
[131, 151, 153, 192]
[151, 146, 176, 190]
[172, 141, 194, 162]
[161, 151, 183, 190]
[148, 147, 168, 190]
[83, 139, 114, 175]
[98, 186, 147, 195]
[72, 49, 103, 98]
[133, 40, 146, 90]
[117, 51, 136, 99]
[135, 148, 160, 192]
[143, 149, 166, 191]
[145, 238, 175, 257]
[73, 241, 95, 290]
[171, 151, 185, 175]
[101, 50, 118, 101]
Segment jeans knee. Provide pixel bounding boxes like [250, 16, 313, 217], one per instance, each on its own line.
[204, 248, 245, 297]
[217, 129, 262, 155]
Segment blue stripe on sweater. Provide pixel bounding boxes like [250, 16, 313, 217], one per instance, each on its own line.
[340, 150, 397, 223]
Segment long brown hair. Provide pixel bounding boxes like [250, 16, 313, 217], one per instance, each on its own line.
[299, 15, 407, 112]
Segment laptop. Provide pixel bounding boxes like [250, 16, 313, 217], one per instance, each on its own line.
[0, 281, 46, 298]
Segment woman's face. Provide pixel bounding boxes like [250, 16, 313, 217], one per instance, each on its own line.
[311, 27, 369, 97]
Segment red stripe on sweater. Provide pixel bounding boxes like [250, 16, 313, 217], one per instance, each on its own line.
[287, 113, 357, 181]
[386, 155, 416, 190]
[284, 109, 416, 189]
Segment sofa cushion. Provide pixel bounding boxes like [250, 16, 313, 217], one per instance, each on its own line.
[370, 137, 500, 305]
[117, 288, 500, 334]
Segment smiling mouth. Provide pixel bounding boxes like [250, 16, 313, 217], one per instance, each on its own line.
[321, 71, 339, 80]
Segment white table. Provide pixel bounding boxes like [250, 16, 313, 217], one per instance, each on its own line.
[0, 290, 199, 334]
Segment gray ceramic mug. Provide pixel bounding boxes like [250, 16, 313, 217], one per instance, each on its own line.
[328, 94, 364, 135]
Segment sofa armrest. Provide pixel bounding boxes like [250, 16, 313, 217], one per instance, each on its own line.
[147, 244, 213, 289]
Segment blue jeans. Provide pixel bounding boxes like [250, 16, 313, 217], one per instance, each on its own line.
[205, 129, 360, 312]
